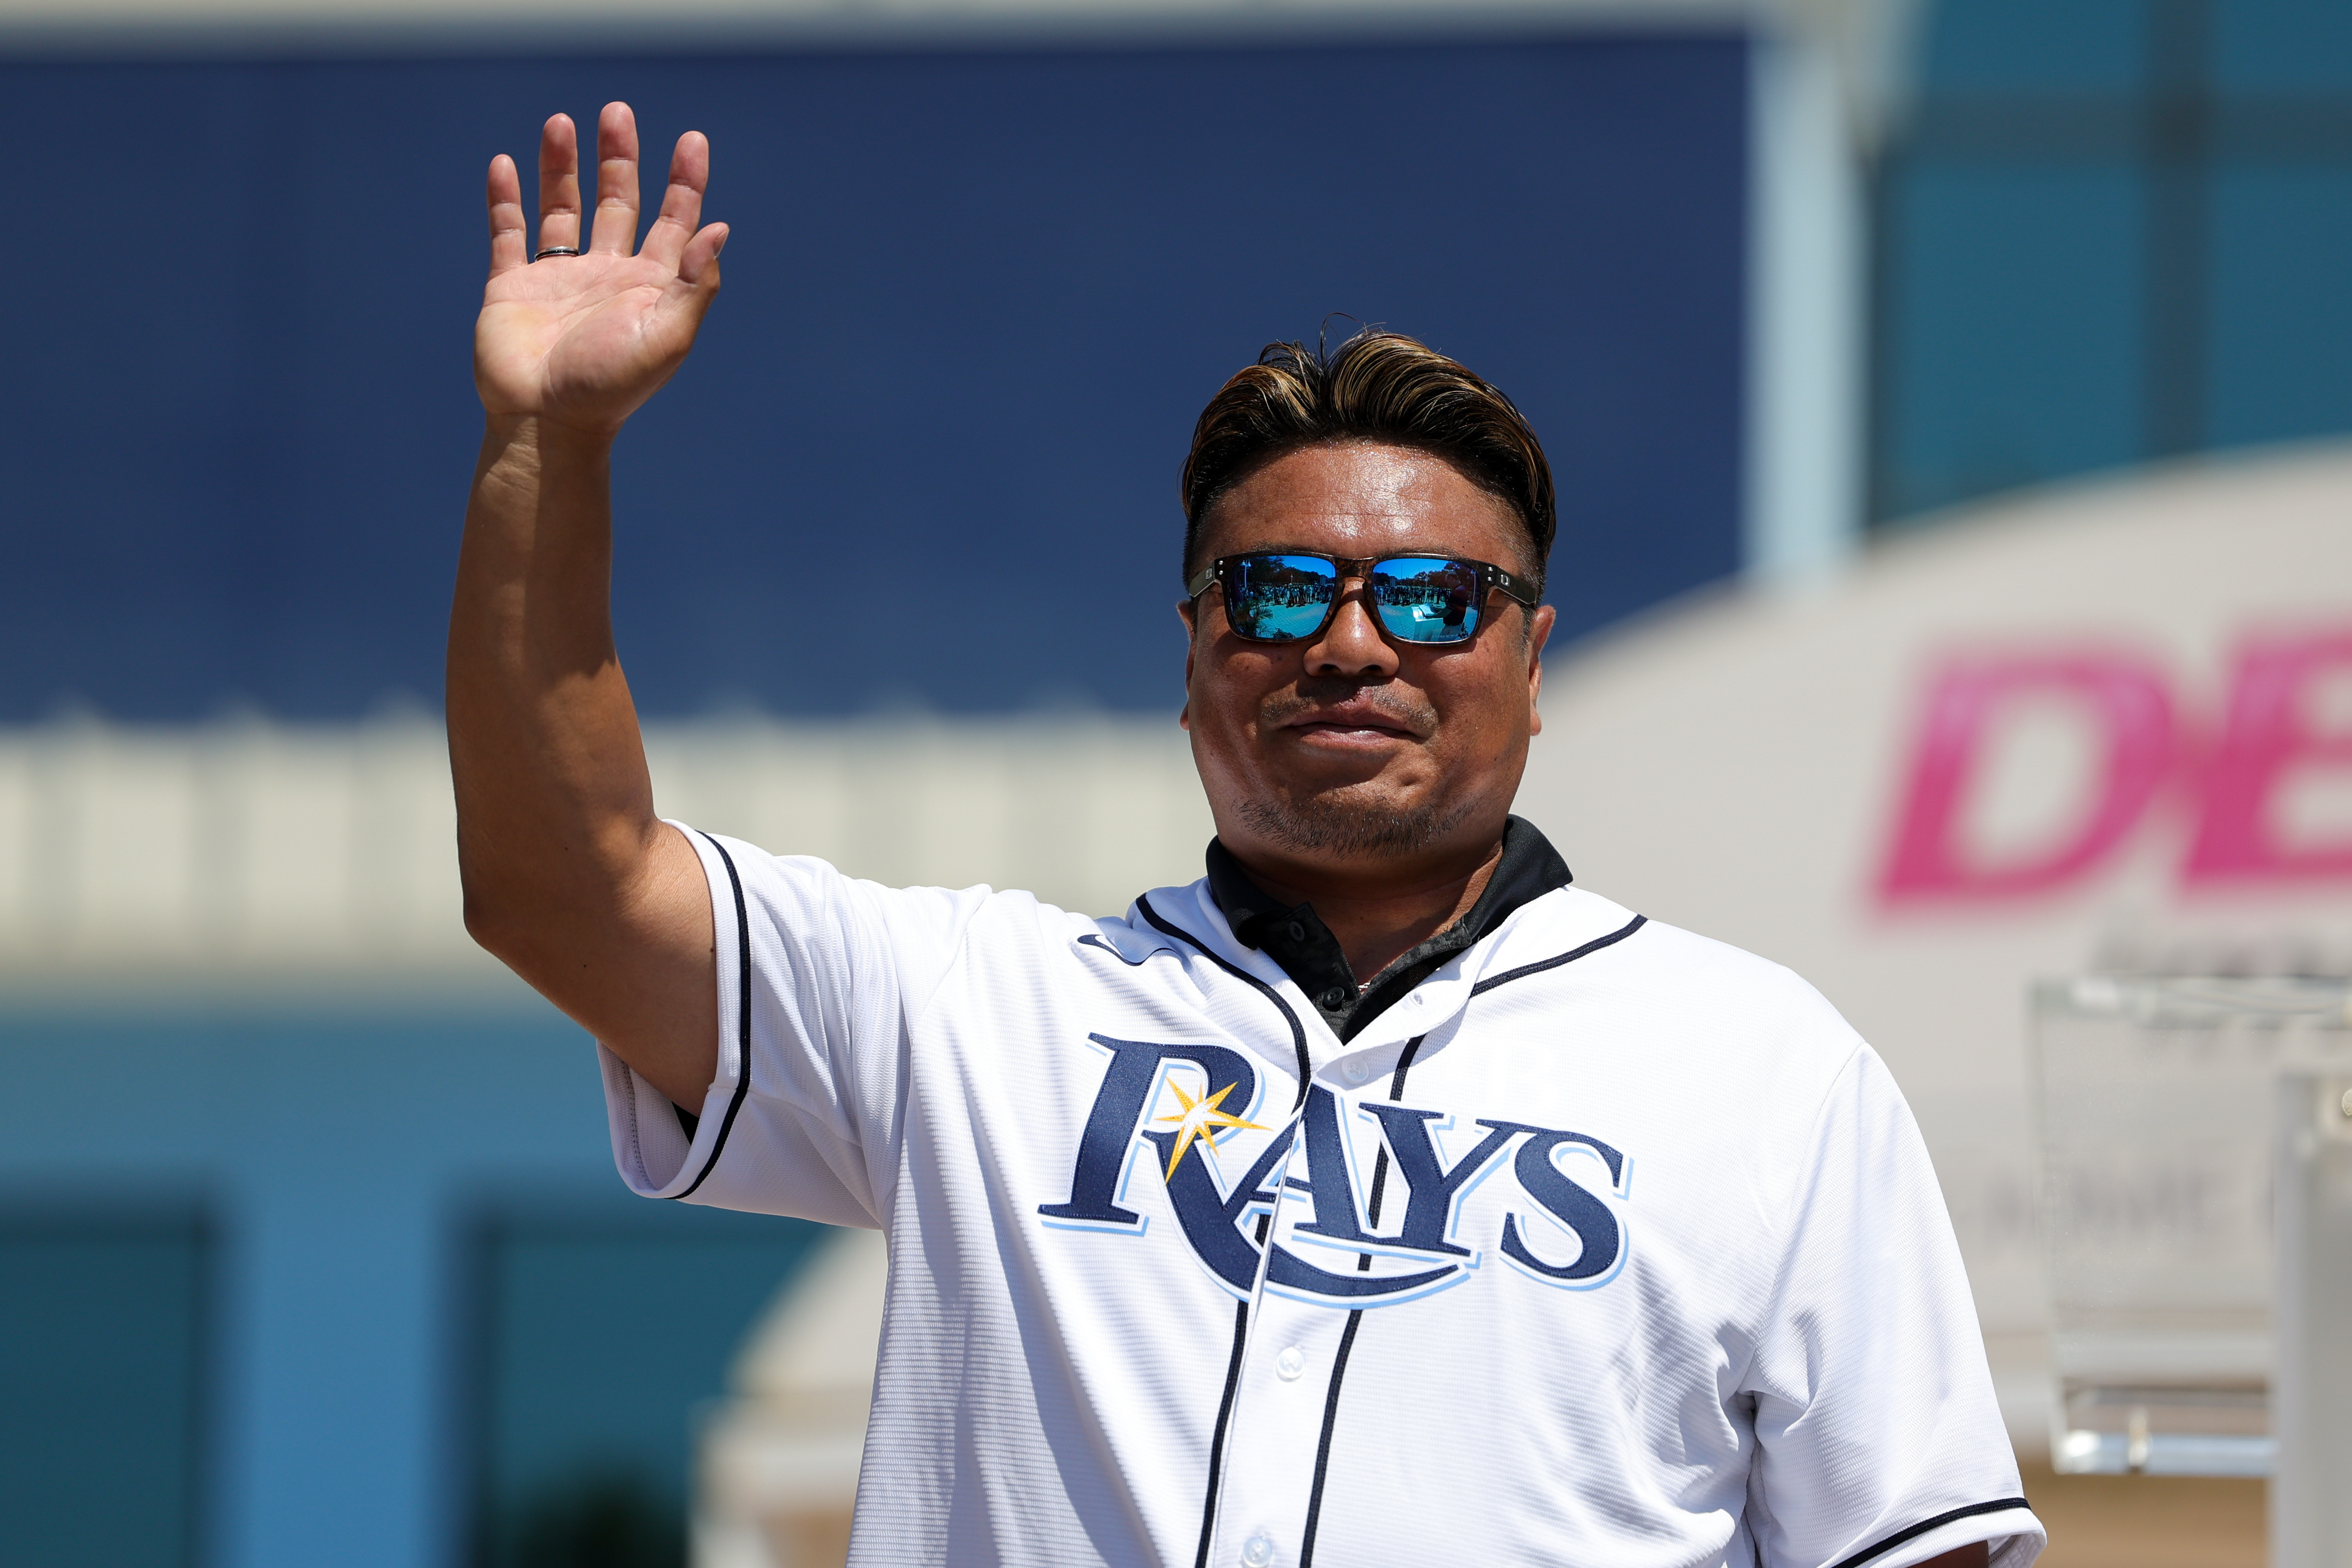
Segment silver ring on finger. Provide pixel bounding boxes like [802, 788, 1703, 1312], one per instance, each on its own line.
[533, 246, 582, 260]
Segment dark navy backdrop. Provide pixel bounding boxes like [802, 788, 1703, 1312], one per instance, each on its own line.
[0, 38, 1746, 720]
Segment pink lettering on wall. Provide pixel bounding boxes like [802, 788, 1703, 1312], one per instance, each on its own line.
[2183, 631, 2352, 883]
[1878, 655, 2176, 902]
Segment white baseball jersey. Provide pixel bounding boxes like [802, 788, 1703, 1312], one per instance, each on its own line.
[602, 826, 2043, 1568]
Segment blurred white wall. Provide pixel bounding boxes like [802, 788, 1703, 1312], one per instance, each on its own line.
[0, 715, 1212, 998]
[698, 1227, 888, 1568]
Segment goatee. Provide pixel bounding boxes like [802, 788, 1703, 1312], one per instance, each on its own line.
[1234, 788, 1477, 858]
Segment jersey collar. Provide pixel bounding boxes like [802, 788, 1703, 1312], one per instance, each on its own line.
[1122, 873, 1640, 1085]
[1202, 815, 1574, 1042]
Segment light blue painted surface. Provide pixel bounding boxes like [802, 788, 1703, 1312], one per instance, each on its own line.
[0, 999, 622, 1568]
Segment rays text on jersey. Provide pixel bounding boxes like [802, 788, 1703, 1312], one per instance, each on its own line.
[1038, 1033, 1631, 1307]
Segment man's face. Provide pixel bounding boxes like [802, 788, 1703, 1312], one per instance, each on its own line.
[1179, 442, 1555, 885]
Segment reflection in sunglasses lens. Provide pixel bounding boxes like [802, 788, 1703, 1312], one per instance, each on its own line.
[1228, 555, 1337, 641]
[1373, 559, 1480, 643]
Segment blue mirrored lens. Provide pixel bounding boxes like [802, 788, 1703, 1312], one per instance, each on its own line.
[1370, 558, 1482, 643]
[1225, 555, 1339, 641]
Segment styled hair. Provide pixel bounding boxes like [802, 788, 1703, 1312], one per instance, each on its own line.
[1179, 330, 1556, 593]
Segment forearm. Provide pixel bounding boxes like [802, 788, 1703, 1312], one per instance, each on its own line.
[447, 416, 716, 1100]
[449, 415, 649, 923]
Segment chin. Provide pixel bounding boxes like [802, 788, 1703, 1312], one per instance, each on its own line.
[1233, 785, 1473, 859]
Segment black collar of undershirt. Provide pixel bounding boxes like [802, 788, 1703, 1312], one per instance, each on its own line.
[1204, 816, 1573, 1043]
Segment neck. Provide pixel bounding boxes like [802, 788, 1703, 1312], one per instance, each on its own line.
[1229, 832, 1506, 984]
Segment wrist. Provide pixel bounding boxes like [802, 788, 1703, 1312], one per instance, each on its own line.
[482, 412, 620, 463]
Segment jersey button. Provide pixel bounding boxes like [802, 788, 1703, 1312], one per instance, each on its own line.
[1342, 1059, 1371, 1085]
[1241, 1533, 1275, 1567]
[1275, 1346, 1306, 1381]
[1321, 987, 1346, 1009]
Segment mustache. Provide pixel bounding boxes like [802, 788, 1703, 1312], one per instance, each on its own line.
[1259, 679, 1437, 733]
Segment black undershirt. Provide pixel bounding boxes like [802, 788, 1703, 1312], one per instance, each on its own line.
[1204, 815, 1574, 1042]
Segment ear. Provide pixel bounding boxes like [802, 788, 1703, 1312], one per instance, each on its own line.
[1524, 602, 1555, 737]
[1177, 598, 1198, 730]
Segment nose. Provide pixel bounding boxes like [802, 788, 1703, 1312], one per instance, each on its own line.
[1302, 575, 1400, 680]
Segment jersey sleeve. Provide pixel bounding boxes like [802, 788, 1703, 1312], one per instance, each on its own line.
[1740, 1045, 2045, 1568]
[598, 823, 992, 1228]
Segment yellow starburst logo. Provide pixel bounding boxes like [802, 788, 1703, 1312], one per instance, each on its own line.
[1153, 1077, 1269, 1180]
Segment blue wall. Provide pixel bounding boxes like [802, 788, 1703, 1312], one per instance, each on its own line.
[0, 1002, 818, 1568]
[0, 38, 1748, 722]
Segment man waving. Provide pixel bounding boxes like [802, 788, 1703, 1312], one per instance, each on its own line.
[450, 102, 2040, 1568]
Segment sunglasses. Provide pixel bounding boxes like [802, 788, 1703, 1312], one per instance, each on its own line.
[1185, 552, 1538, 646]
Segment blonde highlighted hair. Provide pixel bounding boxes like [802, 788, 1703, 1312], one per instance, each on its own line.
[1179, 330, 1556, 592]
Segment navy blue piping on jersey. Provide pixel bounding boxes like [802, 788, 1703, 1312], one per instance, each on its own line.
[1297, 1308, 1364, 1568]
[1192, 1300, 1253, 1568]
[1137, 894, 1313, 1108]
[1298, 1031, 1426, 1568]
[1823, 1498, 2034, 1568]
[671, 831, 756, 1201]
[1468, 913, 1648, 997]
[1139, 892, 1312, 1568]
[1386, 1032, 1429, 1101]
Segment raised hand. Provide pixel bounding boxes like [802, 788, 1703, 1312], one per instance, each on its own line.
[476, 103, 727, 437]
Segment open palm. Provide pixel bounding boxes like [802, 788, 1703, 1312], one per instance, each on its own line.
[476, 103, 727, 436]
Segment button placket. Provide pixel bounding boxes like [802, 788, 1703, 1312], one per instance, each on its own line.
[1210, 1266, 1356, 1568]
[1347, 978, 1467, 1060]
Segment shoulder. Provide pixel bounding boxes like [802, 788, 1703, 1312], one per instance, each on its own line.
[1476, 886, 1866, 1086]
[892, 873, 1217, 983]
[692, 831, 1220, 983]
[684, 827, 1115, 978]
[1491, 887, 1845, 1009]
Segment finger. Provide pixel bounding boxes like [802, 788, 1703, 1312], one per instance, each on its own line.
[537, 114, 582, 255]
[639, 131, 710, 271]
[657, 222, 727, 346]
[487, 154, 527, 278]
[676, 221, 727, 291]
[588, 101, 642, 257]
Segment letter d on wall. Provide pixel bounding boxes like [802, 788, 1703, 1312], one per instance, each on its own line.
[1878, 654, 2175, 903]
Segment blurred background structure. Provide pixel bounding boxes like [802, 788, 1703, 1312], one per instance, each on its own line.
[0, 1, 2345, 1565]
